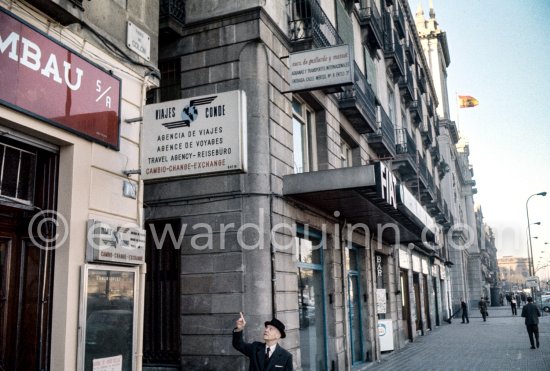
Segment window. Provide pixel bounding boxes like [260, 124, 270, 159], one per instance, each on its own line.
[296, 226, 327, 371]
[346, 245, 364, 364]
[387, 86, 396, 124]
[0, 142, 36, 204]
[157, 59, 181, 102]
[364, 47, 378, 97]
[340, 139, 353, 168]
[292, 98, 316, 173]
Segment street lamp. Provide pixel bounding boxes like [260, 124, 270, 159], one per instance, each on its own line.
[526, 192, 547, 276]
[527, 222, 541, 276]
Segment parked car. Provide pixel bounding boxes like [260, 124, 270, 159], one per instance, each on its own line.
[541, 298, 550, 313]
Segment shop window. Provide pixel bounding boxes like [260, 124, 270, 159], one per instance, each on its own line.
[296, 226, 327, 371]
[292, 98, 316, 173]
[346, 245, 364, 364]
[340, 139, 353, 168]
[0, 142, 36, 204]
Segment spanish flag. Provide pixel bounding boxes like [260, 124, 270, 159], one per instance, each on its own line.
[458, 95, 479, 108]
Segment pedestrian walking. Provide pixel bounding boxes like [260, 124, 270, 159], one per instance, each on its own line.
[461, 298, 469, 323]
[516, 293, 522, 309]
[511, 295, 518, 315]
[521, 297, 541, 349]
[232, 312, 293, 371]
[478, 297, 488, 321]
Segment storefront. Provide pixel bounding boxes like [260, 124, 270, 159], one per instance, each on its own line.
[0, 4, 156, 369]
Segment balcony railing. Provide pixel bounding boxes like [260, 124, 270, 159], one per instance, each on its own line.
[417, 66, 427, 94]
[421, 120, 434, 146]
[366, 106, 396, 157]
[395, 128, 416, 156]
[288, 0, 342, 47]
[383, 14, 405, 79]
[393, 1, 406, 39]
[160, 0, 185, 27]
[356, 0, 384, 50]
[337, 63, 377, 133]
[409, 91, 423, 125]
[405, 38, 415, 66]
[398, 71, 414, 103]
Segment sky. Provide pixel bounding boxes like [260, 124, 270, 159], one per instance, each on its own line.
[410, 1, 550, 268]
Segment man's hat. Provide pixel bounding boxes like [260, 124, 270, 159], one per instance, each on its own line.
[265, 318, 286, 338]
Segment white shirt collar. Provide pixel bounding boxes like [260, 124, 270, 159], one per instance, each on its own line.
[266, 343, 277, 356]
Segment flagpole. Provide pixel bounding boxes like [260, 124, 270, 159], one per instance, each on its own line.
[455, 91, 460, 132]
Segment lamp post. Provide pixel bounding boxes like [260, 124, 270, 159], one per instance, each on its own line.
[526, 222, 541, 277]
[526, 192, 547, 276]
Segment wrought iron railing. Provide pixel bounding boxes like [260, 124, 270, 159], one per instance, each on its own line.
[288, 0, 343, 46]
[395, 128, 416, 155]
[337, 62, 377, 125]
[160, 0, 185, 25]
[372, 106, 395, 145]
[356, 0, 383, 40]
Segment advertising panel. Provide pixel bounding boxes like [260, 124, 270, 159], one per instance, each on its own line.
[78, 265, 138, 371]
[378, 319, 394, 351]
[289, 44, 353, 91]
[86, 219, 146, 265]
[0, 8, 121, 149]
[142, 90, 247, 179]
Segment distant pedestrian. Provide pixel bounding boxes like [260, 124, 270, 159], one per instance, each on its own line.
[505, 293, 511, 305]
[516, 293, 522, 309]
[499, 293, 504, 306]
[461, 298, 469, 323]
[521, 297, 541, 349]
[511, 296, 518, 315]
[521, 292, 527, 305]
[478, 297, 488, 322]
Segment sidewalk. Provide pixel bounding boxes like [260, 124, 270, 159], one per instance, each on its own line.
[367, 305, 550, 370]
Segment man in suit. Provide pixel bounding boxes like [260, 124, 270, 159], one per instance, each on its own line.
[521, 296, 541, 349]
[233, 312, 293, 370]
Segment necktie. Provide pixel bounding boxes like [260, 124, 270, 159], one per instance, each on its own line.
[264, 347, 270, 369]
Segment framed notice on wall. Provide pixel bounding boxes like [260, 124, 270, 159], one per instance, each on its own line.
[78, 265, 138, 371]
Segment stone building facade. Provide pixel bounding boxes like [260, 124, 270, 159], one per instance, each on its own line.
[143, 0, 452, 370]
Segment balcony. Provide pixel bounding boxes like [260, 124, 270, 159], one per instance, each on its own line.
[288, 0, 342, 49]
[417, 157, 436, 202]
[356, 0, 384, 51]
[409, 92, 423, 126]
[384, 33, 405, 80]
[421, 120, 433, 146]
[336, 63, 377, 134]
[25, 0, 83, 25]
[394, 128, 417, 181]
[430, 142, 441, 164]
[393, 1, 406, 39]
[405, 38, 416, 66]
[160, 0, 186, 37]
[398, 71, 414, 104]
[366, 106, 396, 158]
[417, 66, 427, 94]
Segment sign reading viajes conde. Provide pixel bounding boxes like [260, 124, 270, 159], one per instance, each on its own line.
[289, 44, 353, 92]
[142, 90, 247, 179]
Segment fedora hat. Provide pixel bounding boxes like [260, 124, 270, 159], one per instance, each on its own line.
[264, 318, 286, 338]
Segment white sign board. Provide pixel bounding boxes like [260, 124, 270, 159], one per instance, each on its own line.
[142, 90, 247, 179]
[378, 319, 394, 351]
[127, 22, 150, 60]
[289, 44, 353, 91]
[86, 219, 146, 265]
[399, 248, 410, 269]
[376, 288, 387, 314]
[93, 355, 122, 371]
[412, 254, 421, 272]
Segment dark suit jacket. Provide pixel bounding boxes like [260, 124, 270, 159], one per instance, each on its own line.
[232, 330, 293, 371]
[521, 303, 541, 325]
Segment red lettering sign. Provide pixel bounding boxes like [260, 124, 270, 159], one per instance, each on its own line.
[0, 8, 121, 149]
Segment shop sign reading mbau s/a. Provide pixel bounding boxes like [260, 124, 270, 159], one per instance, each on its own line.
[142, 90, 247, 180]
[0, 8, 121, 149]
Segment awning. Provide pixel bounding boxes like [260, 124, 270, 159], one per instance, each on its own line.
[283, 164, 436, 245]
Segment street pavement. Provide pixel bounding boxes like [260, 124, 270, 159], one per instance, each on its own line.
[367, 305, 550, 370]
